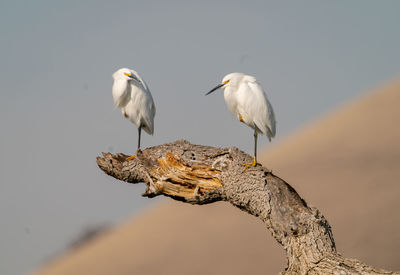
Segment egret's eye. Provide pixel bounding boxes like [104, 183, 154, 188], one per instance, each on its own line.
[124, 72, 131, 77]
[222, 80, 230, 85]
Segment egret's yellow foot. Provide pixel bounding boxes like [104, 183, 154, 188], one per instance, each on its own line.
[242, 157, 257, 173]
[126, 155, 135, 161]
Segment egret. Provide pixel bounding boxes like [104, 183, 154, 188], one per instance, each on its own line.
[206, 72, 276, 171]
[112, 68, 155, 160]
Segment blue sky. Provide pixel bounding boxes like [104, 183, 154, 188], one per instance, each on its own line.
[0, 1, 399, 274]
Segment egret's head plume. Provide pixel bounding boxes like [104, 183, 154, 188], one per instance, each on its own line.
[112, 68, 140, 82]
[222, 72, 246, 88]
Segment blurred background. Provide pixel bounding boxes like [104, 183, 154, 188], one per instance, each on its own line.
[1, 1, 400, 274]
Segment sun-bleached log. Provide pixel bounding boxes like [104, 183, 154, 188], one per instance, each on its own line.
[96, 140, 398, 275]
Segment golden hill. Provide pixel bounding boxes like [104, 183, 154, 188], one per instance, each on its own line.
[34, 79, 400, 275]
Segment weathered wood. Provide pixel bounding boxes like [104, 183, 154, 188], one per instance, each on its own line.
[96, 140, 399, 275]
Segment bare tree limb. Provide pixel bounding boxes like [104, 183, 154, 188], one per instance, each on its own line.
[96, 140, 399, 275]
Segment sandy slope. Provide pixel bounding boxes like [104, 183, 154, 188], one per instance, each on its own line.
[34, 79, 400, 275]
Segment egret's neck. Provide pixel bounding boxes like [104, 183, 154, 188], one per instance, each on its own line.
[223, 86, 235, 100]
[223, 86, 238, 115]
[112, 78, 131, 108]
[114, 78, 129, 88]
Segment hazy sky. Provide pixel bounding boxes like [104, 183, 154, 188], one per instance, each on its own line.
[1, 1, 400, 274]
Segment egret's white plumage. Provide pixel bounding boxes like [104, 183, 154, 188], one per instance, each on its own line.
[112, 68, 155, 150]
[206, 72, 276, 169]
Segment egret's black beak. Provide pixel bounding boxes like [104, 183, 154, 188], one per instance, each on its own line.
[129, 73, 140, 83]
[124, 72, 140, 83]
[206, 83, 224, 96]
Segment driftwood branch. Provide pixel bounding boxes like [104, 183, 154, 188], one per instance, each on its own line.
[97, 140, 398, 275]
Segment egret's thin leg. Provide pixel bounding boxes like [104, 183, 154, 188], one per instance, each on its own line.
[254, 129, 258, 164]
[242, 129, 258, 172]
[137, 126, 142, 150]
[126, 127, 142, 161]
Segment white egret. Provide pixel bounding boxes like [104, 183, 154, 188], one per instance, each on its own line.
[112, 68, 155, 160]
[206, 72, 276, 171]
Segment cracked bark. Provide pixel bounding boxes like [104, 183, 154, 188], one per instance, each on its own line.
[96, 140, 399, 275]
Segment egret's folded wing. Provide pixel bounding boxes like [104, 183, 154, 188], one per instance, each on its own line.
[247, 81, 276, 139]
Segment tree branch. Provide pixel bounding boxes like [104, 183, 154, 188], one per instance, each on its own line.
[96, 140, 398, 275]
